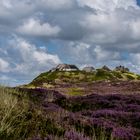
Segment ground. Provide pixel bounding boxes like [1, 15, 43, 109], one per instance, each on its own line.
[2, 70, 140, 139]
[18, 80, 140, 139]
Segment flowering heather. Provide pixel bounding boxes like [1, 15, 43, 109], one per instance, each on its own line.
[54, 91, 140, 138]
[125, 104, 140, 112]
[1, 85, 140, 139]
[112, 127, 135, 139]
[64, 130, 91, 140]
[92, 118, 116, 129]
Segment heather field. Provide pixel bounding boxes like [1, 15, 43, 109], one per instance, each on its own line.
[1, 83, 140, 140]
[1, 0, 140, 139]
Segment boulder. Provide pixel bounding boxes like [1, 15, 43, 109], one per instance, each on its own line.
[50, 64, 79, 72]
[83, 66, 95, 72]
[102, 65, 111, 71]
[115, 65, 129, 72]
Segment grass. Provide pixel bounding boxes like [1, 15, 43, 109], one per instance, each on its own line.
[123, 72, 138, 80]
[67, 87, 84, 96]
[0, 86, 29, 140]
[0, 86, 66, 140]
[29, 69, 140, 88]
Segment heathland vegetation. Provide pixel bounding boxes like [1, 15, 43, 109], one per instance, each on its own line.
[28, 65, 140, 89]
[1, 64, 140, 140]
[0, 86, 140, 140]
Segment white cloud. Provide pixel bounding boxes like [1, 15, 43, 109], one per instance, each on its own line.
[7, 37, 61, 75]
[0, 58, 10, 72]
[0, 75, 10, 81]
[130, 53, 140, 65]
[131, 19, 140, 39]
[66, 42, 92, 64]
[17, 18, 61, 37]
[77, 0, 138, 12]
[0, 0, 35, 20]
[38, 0, 74, 10]
[63, 42, 121, 65]
[93, 45, 121, 61]
[80, 8, 140, 44]
[80, 12, 120, 43]
[2, 0, 12, 9]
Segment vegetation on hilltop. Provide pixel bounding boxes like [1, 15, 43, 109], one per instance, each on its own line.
[28, 69, 140, 88]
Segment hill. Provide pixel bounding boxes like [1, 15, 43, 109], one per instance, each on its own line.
[25, 64, 140, 96]
[28, 68, 140, 87]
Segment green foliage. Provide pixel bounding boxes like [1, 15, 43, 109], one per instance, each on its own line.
[67, 87, 84, 96]
[137, 75, 140, 80]
[112, 71, 123, 79]
[125, 74, 135, 80]
[94, 69, 114, 80]
[31, 71, 57, 86]
[29, 69, 140, 87]
[123, 72, 138, 80]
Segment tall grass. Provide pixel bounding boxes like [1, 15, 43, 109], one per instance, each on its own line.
[0, 86, 29, 140]
[0, 86, 65, 140]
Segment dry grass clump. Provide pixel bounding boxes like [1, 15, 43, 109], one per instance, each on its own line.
[0, 86, 29, 140]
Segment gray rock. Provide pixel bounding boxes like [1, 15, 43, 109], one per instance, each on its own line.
[83, 66, 95, 72]
[102, 65, 111, 71]
[115, 65, 129, 72]
[50, 64, 79, 72]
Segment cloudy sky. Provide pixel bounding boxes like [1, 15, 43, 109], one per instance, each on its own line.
[0, 0, 140, 86]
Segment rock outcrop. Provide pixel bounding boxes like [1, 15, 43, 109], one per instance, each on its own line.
[50, 64, 79, 72]
[102, 65, 111, 71]
[83, 66, 95, 72]
[115, 65, 129, 72]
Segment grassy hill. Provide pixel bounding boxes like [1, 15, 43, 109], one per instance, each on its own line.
[27, 69, 140, 88]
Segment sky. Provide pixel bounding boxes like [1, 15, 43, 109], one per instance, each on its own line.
[0, 0, 140, 86]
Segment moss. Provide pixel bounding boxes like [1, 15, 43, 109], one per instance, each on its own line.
[42, 83, 54, 88]
[112, 71, 123, 79]
[94, 69, 114, 81]
[124, 72, 137, 80]
[67, 88, 84, 96]
[137, 75, 140, 80]
[125, 74, 136, 80]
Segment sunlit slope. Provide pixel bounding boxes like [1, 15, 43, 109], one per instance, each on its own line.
[28, 69, 140, 87]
